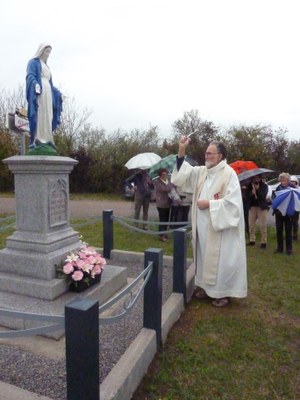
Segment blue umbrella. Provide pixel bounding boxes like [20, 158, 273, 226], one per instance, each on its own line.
[272, 187, 300, 216]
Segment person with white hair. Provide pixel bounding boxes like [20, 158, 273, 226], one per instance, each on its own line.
[171, 137, 247, 308]
[26, 43, 63, 149]
[273, 172, 293, 255]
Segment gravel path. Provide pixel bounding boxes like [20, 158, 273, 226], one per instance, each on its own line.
[0, 261, 173, 400]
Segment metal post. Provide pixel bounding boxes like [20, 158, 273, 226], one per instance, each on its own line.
[103, 210, 113, 259]
[65, 299, 99, 400]
[173, 228, 187, 304]
[143, 248, 163, 349]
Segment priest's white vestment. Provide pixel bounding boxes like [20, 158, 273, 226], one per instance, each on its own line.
[171, 159, 247, 299]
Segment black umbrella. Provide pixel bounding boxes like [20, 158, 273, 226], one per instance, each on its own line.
[238, 168, 274, 183]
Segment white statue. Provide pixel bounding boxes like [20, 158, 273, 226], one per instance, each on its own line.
[26, 43, 63, 150]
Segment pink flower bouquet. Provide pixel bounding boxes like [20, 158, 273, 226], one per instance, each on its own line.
[57, 243, 106, 291]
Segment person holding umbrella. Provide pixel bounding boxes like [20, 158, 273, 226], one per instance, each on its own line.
[124, 152, 161, 230]
[125, 169, 154, 230]
[272, 172, 294, 255]
[245, 174, 269, 248]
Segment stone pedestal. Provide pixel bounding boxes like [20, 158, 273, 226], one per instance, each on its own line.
[0, 156, 82, 300]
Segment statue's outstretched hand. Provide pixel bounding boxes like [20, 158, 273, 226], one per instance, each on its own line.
[35, 84, 41, 94]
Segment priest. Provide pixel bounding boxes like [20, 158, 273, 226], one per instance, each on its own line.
[171, 137, 247, 307]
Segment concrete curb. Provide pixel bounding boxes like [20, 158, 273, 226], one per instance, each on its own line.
[100, 293, 187, 400]
[100, 328, 157, 400]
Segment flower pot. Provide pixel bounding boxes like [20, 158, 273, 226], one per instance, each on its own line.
[70, 273, 102, 293]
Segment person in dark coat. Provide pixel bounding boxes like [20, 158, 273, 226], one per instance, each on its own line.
[125, 169, 154, 230]
[246, 174, 269, 248]
[272, 172, 293, 255]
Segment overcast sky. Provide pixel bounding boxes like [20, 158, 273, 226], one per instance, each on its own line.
[1, 0, 299, 139]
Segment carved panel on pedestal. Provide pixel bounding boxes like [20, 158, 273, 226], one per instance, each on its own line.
[49, 179, 68, 227]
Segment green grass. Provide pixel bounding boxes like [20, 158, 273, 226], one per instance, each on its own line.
[132, 226, 300, 400]
[135, 310, 300, 400]
[0, 192, 15, 198]
[69, 217, 193, 258]
[69, 192, 124, 201]
[0, 214, 192, 258]
[0, 191, 125, 201]
[1, 212, 299, 400]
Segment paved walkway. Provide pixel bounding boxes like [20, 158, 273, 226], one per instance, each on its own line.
[0, 197, 159, 219]
[1, 196, 275, 225]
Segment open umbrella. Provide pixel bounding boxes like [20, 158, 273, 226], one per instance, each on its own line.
[125, 152, 161, 170]
[229, 160, 258, 174]
[149, 154, 176, 179]
[238, 168, 274, 183]
[149, 154, 198, 179]
[271, 187, 300, 216]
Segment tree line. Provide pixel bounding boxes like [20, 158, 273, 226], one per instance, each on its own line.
[1, 87, 300, 194]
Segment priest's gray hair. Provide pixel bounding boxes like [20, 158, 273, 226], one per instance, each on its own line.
[210, 141, 227, 160]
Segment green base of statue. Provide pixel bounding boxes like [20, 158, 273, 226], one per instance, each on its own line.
[27, 142, 59, 156]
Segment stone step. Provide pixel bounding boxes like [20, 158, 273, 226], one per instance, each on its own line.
[0, 271, 68, 300]
[0, 264, 127, 340]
